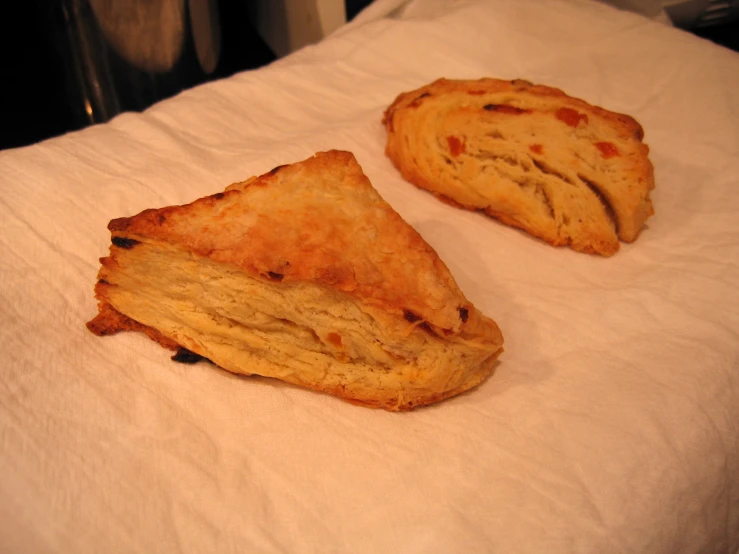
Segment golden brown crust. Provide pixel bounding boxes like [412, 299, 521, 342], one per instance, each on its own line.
[383, 78, 655, 256]
[88, 150, 504, 410]
[108, 150, 482, 335]
[86, 301, 181, 350]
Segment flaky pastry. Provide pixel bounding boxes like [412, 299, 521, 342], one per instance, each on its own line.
[87, 150, 504, 410]
[383, 78, 655, 255]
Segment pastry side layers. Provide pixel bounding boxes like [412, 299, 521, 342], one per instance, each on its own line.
[87, 150, 504, 410]
[384, 78, 655, 256]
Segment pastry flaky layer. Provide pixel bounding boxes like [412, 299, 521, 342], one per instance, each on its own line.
[383, 78, 656, 256]
[87, 150, 503, 411]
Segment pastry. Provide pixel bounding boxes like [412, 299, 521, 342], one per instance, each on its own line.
[383, 78, 655, 255]
[87, 150, 504, 410]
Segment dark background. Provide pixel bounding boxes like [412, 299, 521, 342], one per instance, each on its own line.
[0, 1, 736, 151]
[0, 0, 280, 150]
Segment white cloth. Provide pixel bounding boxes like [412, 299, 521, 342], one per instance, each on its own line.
[1, 1, 738, 552]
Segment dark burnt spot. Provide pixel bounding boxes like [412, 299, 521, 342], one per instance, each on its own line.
[112, 236, 140, 249]
[458, 307, 469, 323]
[171, 348, 206, 364]
[578, 174, 618, 234]
[483, 104, 530, 115]
[403, 310, 421, 323]
[97, 279, 109, 286]
[419, 322, 434, 335]
[212, 192, 225, 200]
[157, 214, 167, 224]
[267, 271, 284, 281]
[411, 92, 431, 105]
[269, 164, 287, 175]
[538, 184, 555, 220]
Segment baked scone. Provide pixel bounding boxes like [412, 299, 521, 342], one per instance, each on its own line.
[383, 78, 655, 256]
[87, 150, 504, 410]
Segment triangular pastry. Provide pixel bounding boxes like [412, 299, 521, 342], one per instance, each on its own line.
[87, 150, 504, 410]
[383, 78, 655, 256]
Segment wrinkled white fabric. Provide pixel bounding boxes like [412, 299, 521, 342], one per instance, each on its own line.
[1, 1, 738, 553]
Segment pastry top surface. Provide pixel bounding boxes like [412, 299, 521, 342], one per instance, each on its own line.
[383, 78, 655, 254]
[108, 150, 499, 342]
[384, 78, 648, 142]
